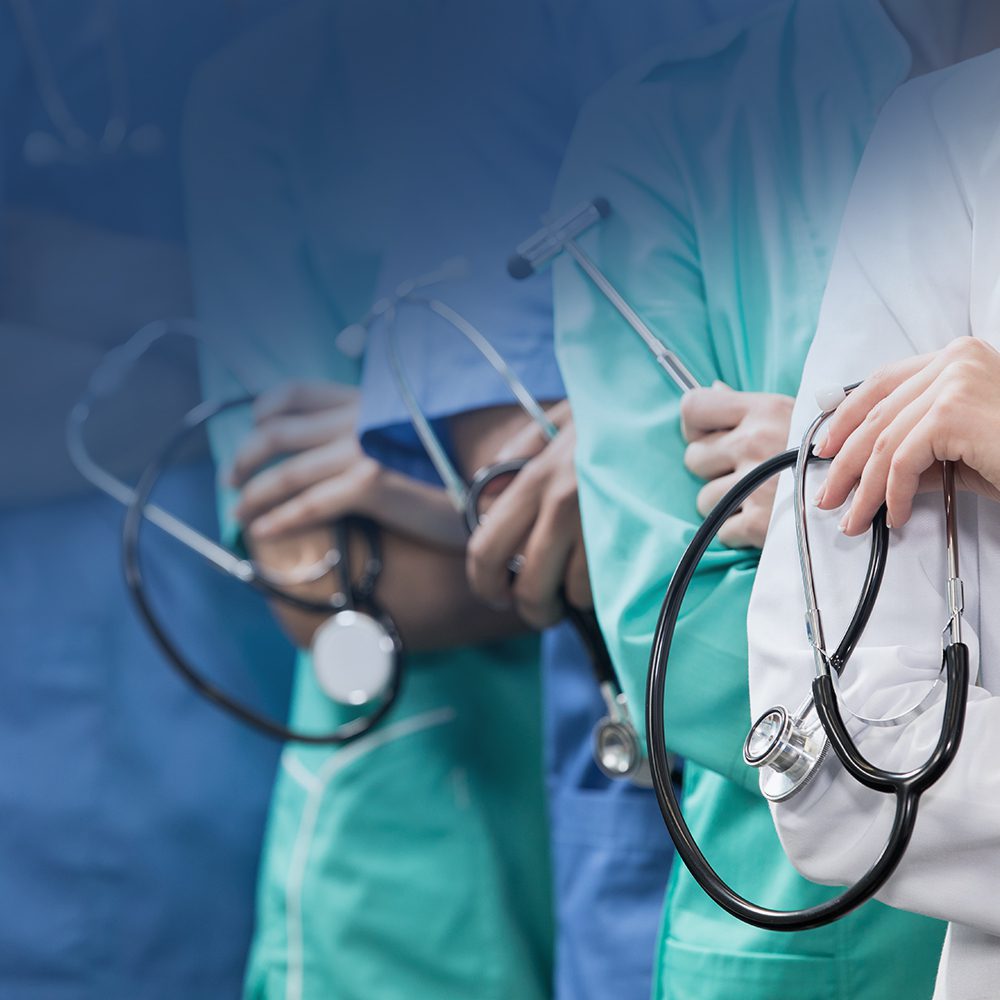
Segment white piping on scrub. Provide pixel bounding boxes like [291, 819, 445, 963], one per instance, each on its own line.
[283, 706, 458, 1000]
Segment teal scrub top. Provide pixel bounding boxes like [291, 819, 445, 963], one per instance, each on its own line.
[184, 5, 552, 998]
[553, 0, 946, 996]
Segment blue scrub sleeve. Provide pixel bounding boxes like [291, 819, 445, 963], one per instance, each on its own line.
[357, 268, 567, 484]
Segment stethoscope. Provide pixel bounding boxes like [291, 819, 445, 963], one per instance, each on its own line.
[514, 200, 971, 928]
[645, 385, 970, 931]
[510, 198, 699, 393]
[338, 261, 651, 784]
[67, 320, 404, 745]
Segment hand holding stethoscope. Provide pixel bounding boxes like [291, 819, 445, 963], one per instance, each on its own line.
[464, 400, 593, 630]
[68, 321, 405, 745]
[228, 381, 465, 552]
[812, 336, 1000, 532]
[342, 264, 651, 784]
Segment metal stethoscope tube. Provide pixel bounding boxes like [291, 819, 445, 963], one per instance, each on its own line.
[645, 399, 970, 930]
[349, 267, 650, 783]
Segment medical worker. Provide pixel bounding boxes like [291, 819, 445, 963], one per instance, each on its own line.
[350, 2, 776, 996]
[0, 4, 290, 996]
[184, 4, 553, 997]
[749, 46, 1000, 999]
[550, 0, 1000, 995]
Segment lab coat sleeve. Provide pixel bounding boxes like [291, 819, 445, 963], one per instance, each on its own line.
[748, 58, 1000, 933]
[553, 75, 765, 788]
[181, 2, 365, 534]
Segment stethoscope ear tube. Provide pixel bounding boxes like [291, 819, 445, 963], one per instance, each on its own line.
[812, 640, 969, 796]
[468, 455, 647, 781]
[121, 397, 404, 746]
[645, 448, 970, 930]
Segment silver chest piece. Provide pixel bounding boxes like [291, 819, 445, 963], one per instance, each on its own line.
[743, 705, 828, 802]
[311, 611, 397, 706]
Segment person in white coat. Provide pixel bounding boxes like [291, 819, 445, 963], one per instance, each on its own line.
[748, 46, 1000, 1000]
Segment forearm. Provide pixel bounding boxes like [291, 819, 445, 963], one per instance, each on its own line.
[250, 524, 524, 652]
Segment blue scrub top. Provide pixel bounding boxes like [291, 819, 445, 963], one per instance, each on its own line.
[351, 4, 741, 996]
[0, 5, 290, 997]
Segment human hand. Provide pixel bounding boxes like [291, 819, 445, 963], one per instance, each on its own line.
[230, 381, 380, 539]
[466, 400, 593, 629]
[813, 337, 1000, 535]
[681, 384, 794, 548]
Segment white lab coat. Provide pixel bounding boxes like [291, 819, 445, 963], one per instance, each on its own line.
[748, 48, 1000, 1000]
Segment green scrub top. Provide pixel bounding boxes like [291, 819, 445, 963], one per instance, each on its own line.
[183, 5, 552, 998]
[553, 0, 945, 996]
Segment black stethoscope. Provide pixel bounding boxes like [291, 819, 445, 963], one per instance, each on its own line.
[338, 262, 651, 784]
[646, 386, 970, 930]
[67, 321, 403, 745]
[514, 199, 971, 929]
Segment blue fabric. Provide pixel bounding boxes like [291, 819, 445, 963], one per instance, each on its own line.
[351, 5, 727, 996]
[542, 626, 674, 1000]
[0, 1, 256, 241]
[356, 0, 723, 489]
[0, 463, 292, 998]
[0, 6, 290, 996]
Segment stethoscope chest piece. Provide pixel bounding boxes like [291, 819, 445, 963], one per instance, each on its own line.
[594, 716, 651, 786]
[744, 705, 828, 802]
[311, 610, 398, 707]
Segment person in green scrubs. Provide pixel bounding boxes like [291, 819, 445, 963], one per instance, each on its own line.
[182, 4, 553, 998]
[551, 0, 1000, 995]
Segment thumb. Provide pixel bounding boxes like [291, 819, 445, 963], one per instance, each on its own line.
[495, 418, 558, 464]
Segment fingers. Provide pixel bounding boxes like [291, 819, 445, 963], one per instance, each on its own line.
[717, 505, 772, 550]
[835, 386, 932, 535]
[234, 438, 355, 525]
[466, 468, 543, 606]
[245, 465, 367, 540]
[680, 384, 746, 442]
[883, 418, 942, 531]
[512, 503, 578, 629]
[494, 419, 556, 465]
[229, 406, 354, 487]
[494, 401, 573, 464]
[252, 381, 356, 423]
[816, 360, 941, 511]
[695, 471, 741, 518]
[684, 431, 736, 480]
[813, 353, 935, 462]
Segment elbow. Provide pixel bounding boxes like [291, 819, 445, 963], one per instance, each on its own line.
[766, 782, 872, 889]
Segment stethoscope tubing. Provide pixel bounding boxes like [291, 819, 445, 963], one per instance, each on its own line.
[465, 457, 619, 690]
[121, 395, 404, 745]
[645, 448, 970, 930]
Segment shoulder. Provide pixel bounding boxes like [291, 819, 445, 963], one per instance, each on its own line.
[859, 49, 1000, 212]
[573, 0, 893, 159]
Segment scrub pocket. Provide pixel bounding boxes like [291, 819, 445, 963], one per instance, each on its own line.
[658, 939, 840, 1000]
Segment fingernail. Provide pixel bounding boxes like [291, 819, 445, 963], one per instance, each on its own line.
[838, 513, 849, 533]
[813, 485, 825, 507]
[885, 514, 894, 530]
[812, 431, 829, 458]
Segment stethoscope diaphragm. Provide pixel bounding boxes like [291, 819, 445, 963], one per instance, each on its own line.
[311, 610, 398, 706]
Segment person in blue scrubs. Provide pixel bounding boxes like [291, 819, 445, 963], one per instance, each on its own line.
[0, 4, 288, 996]
[352, 5, 773, 994]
